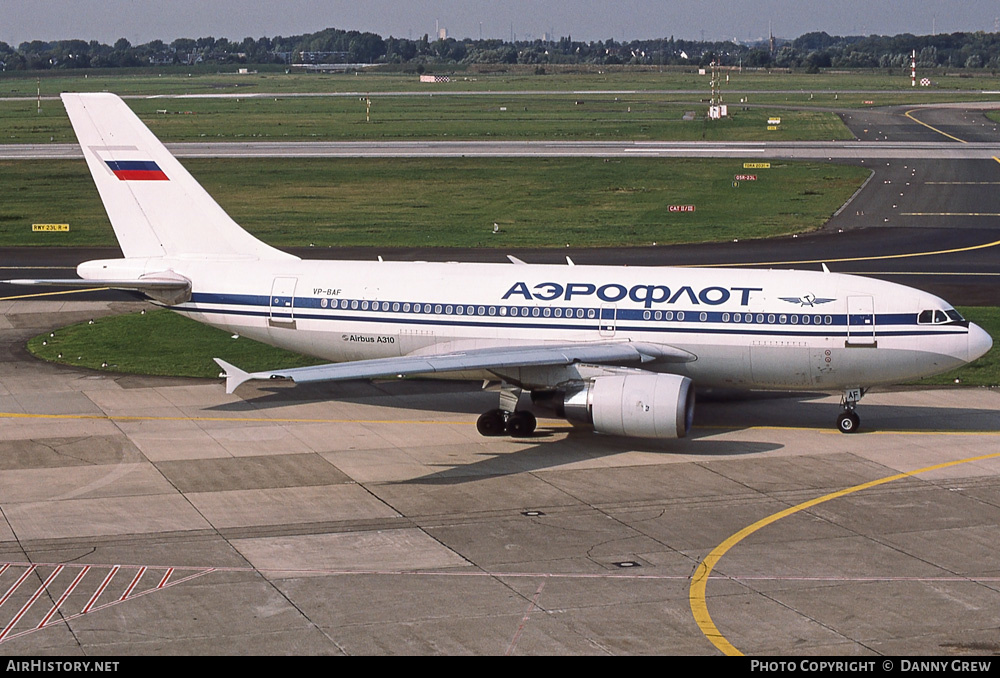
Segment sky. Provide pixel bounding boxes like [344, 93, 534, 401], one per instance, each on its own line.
[3, 0, 1000, 47]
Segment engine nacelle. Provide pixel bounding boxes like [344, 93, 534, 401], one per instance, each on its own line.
[532, 372, 695, 439]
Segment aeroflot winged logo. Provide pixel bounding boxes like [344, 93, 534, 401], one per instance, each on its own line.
[105, 160, 169, 181]
[779, 293, 836, 307]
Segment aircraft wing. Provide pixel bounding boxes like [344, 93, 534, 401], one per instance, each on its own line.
[215, 341, 696, 394]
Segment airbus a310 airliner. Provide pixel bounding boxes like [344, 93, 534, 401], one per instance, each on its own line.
[8, 93, 992, 438]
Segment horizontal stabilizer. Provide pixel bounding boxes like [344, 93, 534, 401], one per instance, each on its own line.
[214, 358, 253, 395]
[3, 277, 188, 290]
[4, 274, 192, 305]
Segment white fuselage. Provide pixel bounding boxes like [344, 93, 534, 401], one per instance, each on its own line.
[81, 256, 989, 392]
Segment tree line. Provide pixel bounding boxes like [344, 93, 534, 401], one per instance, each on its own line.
[3, 26, 1000, 71]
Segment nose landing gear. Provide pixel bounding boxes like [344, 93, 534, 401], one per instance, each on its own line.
[837, 409, 860, 434]
[837, 387, 866, 434]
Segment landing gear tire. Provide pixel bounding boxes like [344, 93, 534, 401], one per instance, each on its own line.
[477, 409, 507, 437]
[837, 411, 860, 434]
[506, 411, 537, 437]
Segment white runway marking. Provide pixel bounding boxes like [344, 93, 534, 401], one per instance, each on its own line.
[0, 563, 215, 644]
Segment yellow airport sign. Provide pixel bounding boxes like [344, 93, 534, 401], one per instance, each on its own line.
[32, 224, 70, 232]
[743, 162, 771, 169]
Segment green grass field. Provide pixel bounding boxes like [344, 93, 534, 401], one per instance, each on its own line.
[27, 305, 999, 387]
[27, 308, 323, 377]
[4, 65, 999, 144]
[8, 65, 1000, 97]
[0, 157, 869, 248]
[0, 93, 853, 143]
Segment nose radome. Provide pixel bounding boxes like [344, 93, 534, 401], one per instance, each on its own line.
[968, 323, 993, 362]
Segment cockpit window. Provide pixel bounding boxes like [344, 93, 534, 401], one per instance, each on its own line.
[918, 308, 965, 325]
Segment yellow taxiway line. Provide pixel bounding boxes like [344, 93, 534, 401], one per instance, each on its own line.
[689, 450, 1000, 656]
[903, 109, 968, 143]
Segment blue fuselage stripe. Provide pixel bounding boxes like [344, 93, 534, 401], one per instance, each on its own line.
[176, 292, 967, 340]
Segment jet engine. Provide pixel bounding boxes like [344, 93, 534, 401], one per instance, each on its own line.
[532, 372, 695, 439]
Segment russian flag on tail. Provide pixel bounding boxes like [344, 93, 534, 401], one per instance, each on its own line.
[105, 160, 169, 181]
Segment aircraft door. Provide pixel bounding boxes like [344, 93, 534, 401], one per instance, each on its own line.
[599, 304, 617, 337]
[269, 276, 297, 329]
[846, 295, 875, 346]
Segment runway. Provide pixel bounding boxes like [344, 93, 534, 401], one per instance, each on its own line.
[3, 139, 1000, 161]
[0, 102, 998, 655]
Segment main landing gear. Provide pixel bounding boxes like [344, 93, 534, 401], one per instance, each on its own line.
[476, 381, 537, 438]
[476, 409, 537, 437]
[836, 387, 867, 434]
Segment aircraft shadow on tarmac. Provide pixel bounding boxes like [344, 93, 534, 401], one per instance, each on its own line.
[695, 388, 1000, 433]
[393, 388, 1000, 484]
[207, 378, 999, 435]
[397, 430, 789, 485]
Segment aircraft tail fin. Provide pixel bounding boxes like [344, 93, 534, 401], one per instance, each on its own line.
[61, 93, 294, 261]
